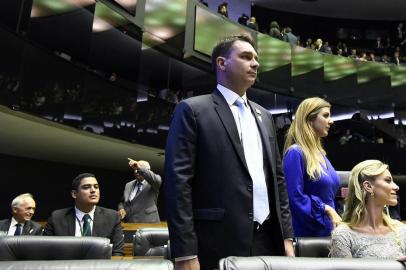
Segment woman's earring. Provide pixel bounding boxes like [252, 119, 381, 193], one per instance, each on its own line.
[371, 191, 375, 198]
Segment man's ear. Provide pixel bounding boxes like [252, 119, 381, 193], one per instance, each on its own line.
[12, 207, 17, 214]
[216, 56, 226, 71]
[363, 180, 373, 193]
[71, 190, 77, 199]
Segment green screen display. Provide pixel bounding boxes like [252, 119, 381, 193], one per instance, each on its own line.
[391, 65, 406, 87]
[257, 33, 291, 74]
[31, 0, 95, 17]
[93, 2, 129, 32]
[194, 5, 254, 57]
[291, 46, 323, 77]
[357, 60, 391, 84]
[323, 54, 357, 81]
[142, 0, 187, 47]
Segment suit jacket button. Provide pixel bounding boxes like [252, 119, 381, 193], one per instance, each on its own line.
[248, 212, 253, 220]
[247, 184, 253, 191]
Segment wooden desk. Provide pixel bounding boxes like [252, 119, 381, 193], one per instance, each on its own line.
[122, 222, 167, 230]
[112, 256, 165, 260]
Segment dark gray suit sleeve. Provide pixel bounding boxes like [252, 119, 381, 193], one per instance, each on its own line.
[118, 184, 127, 211]
[268, 112, 294, 238]
[110, 212, 125, 256]
[43, 215, 55, 236]
[164, 101, 198, 258]
[139, 169, 162, 191]
[31, 221, 43, 235]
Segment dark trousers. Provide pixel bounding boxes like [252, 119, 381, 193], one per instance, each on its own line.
[251, 218, 280, 256]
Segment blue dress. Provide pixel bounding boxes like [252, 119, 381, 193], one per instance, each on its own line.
[283, 145, 340, 237]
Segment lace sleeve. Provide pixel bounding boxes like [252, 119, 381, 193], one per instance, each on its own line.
[330, 226, 352, 258]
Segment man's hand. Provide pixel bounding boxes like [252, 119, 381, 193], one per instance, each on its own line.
[325, 205, 342, 228]
[175, 258, 200, 270]
[284, 239, 295, 257]
[118, 208, 126, 220]
[397, 255, 406, 262]
[128, 158, 139, 170]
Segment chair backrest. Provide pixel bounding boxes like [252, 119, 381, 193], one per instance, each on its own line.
[0, 236, 112, 260]
[0, 259, 174, 270]
[294, 237, 331, 257]
[133, 228, 169, 256]
[219, 256, 405, 270]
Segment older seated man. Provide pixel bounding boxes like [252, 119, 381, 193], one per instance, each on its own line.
[0, 193, 42, 235]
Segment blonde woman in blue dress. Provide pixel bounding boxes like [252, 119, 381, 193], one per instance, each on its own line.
[330, 160, 406, 260]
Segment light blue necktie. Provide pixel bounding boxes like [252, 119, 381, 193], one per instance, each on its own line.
[235, 97, 270, 224]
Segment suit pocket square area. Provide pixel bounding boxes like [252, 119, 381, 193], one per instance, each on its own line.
[193, 208, 225, 221]
[145, 206, 158, 214]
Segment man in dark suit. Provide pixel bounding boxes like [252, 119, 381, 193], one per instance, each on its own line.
[118, 158, 161, 223]
[165, 35, 294, 270]
[43, 173, 124, 256]
[0, 193, 42, 235]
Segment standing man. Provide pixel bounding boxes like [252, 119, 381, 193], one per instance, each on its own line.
[0, 193, 42, 235]
[43, 173, 124, 256]
[118, 158, 162, 223]
[165, 35, 294, 270]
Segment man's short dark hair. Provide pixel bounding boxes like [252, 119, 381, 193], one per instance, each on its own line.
[211, 34, 255, 71]
[71, 173, 96, 191]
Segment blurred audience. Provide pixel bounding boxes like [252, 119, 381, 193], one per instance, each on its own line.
[269, 21, 283, 40]
[246, 16, 259, 31]
[217, 2, 228, 18]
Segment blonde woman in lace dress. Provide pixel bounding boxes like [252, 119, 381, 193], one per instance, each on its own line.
[330, 160, 406, 260]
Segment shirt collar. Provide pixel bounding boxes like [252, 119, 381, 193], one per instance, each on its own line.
[75, 206, 96, 221]
[217, 84, 248, 106]
[10, 217, 23, 227]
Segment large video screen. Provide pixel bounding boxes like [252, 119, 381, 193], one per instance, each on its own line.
[357, 60, 390, 84]
[323, 54, 356, 81]
[194, 5, 254, 57]
[29, 0, 96, 62]
[391, 65, 406, 88]
[142, 0, 187, 48]
[257, 33, 291, 73]
[109, 0, 137, 16]
[88, 1, 141, 83]
[291, 46, 323, 77]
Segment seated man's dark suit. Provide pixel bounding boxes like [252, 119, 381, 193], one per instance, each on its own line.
[0, 219, 42, 235]
[118, 168, 161, 223]
[165, 90, 293, 270]
[43, 206, 124, 256]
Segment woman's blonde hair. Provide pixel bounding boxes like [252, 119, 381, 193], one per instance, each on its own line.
[343, 160, 396, 229]
[283, 97, 331, 180]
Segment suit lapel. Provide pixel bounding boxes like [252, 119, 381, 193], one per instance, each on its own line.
[124, 181, 135, 201]
[67, 208, 76, 236]
[22, 221, 31, 235]
[0, 219, 11, 232]
[92, 206, 102, 237]
[213, 91, 249, 172]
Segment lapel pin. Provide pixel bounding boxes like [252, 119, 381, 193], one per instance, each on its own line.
[255, 108, 261, 115]
[257, 115, 262, 122]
